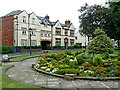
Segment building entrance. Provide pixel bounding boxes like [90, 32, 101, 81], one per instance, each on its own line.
[41, 41, 50, 50]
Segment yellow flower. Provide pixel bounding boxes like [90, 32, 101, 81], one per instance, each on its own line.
[102, 60, 105, 62]
[38, 61, 40, 63]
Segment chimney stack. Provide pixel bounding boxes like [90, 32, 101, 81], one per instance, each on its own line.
[45, 14, 49, 20]
[65, 19, 71, 25]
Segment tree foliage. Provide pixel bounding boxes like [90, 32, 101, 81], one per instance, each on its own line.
[78, 3, 110, 37]
[88, 28, 114, 54]
[78, 2, 120, 41]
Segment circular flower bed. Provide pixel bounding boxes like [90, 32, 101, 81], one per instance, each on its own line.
[35, 50, 120, 77]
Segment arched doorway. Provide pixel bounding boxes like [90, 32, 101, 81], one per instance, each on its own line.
[64, 38, 68, 49]
[41, 39, 51, 50]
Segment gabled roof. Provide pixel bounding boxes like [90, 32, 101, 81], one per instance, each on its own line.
[37, 16, 51, 25]
[51, 22, 57, 25]
[1, 10, 73, 28]
[60, 23, 70, 28]
[4, 10, 23, 17]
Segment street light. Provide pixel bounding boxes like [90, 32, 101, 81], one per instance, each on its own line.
[29, 28, 32, 55]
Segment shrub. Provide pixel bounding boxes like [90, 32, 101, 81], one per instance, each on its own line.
[88, 28, 114, 54]
[118, 57, 120, 61]
[75, 50, 83, 56]
[76, 55, 85, 65]
[2, 46, 13, 54]
[54, 45, 61, 48]
[65, 50, 72, 55]
[54, 45, 65, 49]
[59, 64, 69, 69]
[22, 45, 42, 49]
[60, 58, 69, 63]
[68, 46, 74, 49]
[69, 63, 75, 68]
[93, 54, 103, 66]
[74, 43, 82, 48]
[103, 52, 110, 59]
[85, 58, 93, 63]
[54, 69, 79, 75]
[109, 54, 118, 59]
[45, 47, 53, 50]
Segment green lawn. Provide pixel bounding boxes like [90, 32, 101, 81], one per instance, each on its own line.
[10, 52, 57, 62]
[1, 65, 50, 89]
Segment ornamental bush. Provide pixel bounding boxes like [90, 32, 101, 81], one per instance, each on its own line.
[93, 54, 103, 66]
[2, 46, 13, 54]
[88, 28, 114, 54]
[65, 50, 72, 55]
[54, 69, 79, 75]
[76, 55, 85, 65]
[103, 52, 110, 59]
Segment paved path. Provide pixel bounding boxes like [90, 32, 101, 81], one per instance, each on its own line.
[2, 57, 119, 89]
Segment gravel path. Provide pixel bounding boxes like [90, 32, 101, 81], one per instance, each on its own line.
[2, 57, 119, 89]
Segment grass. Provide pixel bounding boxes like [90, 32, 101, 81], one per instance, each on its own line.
[1, 65, 50, 89]
[10, 52, 61, 62]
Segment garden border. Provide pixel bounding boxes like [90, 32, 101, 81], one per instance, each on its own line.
[34, 65, 120, 81]
[3, 55, 120, 82]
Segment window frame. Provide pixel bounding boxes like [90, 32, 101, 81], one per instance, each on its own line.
[55, 38, 61, 45]
[55, 28, 61, 35]
[23, 16, 26, 23]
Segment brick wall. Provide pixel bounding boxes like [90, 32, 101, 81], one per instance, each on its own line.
[1, 16, 14, 46]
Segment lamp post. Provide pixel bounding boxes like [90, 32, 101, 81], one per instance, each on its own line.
[29, 28, 32, 55]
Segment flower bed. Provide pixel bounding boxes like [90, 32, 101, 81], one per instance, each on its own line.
[35, 50, 120, 77]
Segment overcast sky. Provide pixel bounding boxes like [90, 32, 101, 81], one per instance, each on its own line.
[0, 0, 107, 31]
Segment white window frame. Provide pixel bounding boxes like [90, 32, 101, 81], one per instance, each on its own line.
[32, 30, 35, 35]
[32, 18, 35, 24]
[23, 17, 26, 23]
[22, 40, 27, 46]
[32, 41, 36, 46]
[22, 28, 26, 34]
[45, 32, 47, 37]
[41, 31, 43, 37]
[55, 38, 61, 45]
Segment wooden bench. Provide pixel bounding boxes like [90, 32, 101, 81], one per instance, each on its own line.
[64, 74, 75, 80]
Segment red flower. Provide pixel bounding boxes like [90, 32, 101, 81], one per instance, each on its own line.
[55, 63, 58, 65]
[45, 52, 48, 55]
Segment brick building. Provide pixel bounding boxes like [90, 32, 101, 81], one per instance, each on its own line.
[0, 10, 76, 49]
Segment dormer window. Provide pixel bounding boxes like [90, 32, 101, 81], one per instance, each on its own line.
[23, 16, 26, 23]
[32, 18, 35, 24]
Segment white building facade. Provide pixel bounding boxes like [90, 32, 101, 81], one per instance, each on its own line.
[3, 10, 76, 49]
